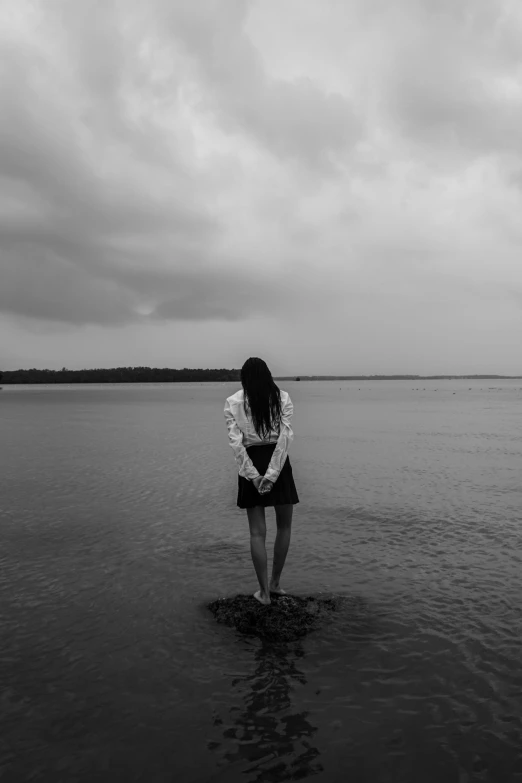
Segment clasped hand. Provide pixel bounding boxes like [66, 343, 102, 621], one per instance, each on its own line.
[252, 476, 274, 495]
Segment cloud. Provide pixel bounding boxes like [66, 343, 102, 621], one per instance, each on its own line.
[149, 0, 364, 178]
[158, 0, 362, 169]
[1, 0, 522, 356]
[1, 0, 362, 327]
[383, 8, 522, 159]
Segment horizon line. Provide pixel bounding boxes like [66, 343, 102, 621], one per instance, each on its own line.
[1, 366, 521, 380]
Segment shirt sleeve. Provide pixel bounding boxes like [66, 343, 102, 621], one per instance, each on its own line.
[264, 393, 294, 484]
[224, 398, 261, 481]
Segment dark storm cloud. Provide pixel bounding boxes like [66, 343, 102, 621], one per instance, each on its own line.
[0, 23, 232, 325]
[147, 268, 289, 322]
[0, 0, 359, 326]
[0, 215, 285, 326]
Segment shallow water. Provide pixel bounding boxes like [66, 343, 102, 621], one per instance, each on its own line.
[1, 380, 521, 782]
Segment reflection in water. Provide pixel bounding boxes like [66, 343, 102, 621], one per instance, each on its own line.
[211, 642, 322, 781]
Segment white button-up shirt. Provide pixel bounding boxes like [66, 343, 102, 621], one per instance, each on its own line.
[224, 389, 294, 483]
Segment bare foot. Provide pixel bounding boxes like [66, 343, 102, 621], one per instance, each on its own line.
[269, 585, 286, 595]
[253, 590, 271, 605]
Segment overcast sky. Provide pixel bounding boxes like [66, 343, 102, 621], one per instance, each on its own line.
[1, 0, 522, 375]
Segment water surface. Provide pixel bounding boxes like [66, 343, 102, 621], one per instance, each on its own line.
[1, 380, 521, 781]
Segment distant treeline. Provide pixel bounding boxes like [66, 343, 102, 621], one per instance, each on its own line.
[277, 374, 522, 381]
[1, 368, 521, 384]
[0, 367, 241, 384]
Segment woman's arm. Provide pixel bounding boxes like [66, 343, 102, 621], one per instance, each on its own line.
[263, 393, 294, 484]
[224, 399, 261, 481]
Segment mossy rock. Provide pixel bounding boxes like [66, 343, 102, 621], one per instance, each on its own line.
[208, 593, 340, 642]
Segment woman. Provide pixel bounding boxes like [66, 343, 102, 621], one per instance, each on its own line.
[224, 357, 299, 605]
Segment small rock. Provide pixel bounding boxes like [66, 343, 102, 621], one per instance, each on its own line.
[207, 593, 338, 642]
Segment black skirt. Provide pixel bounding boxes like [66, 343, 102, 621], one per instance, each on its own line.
[237, 444, 300, 509]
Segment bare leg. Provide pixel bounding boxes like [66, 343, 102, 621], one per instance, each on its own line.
[246, 506, 270, 604]
[270, 504, 293, 594]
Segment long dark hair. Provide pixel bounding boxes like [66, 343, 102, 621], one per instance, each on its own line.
[240, 357, 282, 439]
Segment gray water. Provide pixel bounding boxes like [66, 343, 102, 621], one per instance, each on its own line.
[1, 380, 521, 782]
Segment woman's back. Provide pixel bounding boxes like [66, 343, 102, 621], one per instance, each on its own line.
[225, 388, 290, 447]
